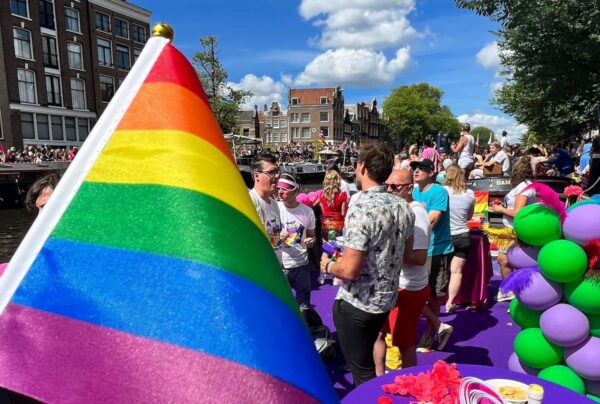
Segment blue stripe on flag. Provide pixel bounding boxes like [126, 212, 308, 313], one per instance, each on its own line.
[13, 238, 336, 403]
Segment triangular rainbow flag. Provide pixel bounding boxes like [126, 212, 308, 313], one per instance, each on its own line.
[0, 30, 337, 403]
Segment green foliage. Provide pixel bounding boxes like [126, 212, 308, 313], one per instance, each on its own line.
[192, 36, 252, 134]
[383, 83, 462, 146]
[455, 0, 600, 143]
[471, 126, 494, 140]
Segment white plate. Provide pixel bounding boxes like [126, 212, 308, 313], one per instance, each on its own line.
[485, 379, 529, 404]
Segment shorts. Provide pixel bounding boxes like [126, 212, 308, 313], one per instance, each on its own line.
[429, 254, 451, 297]
[381, 286, 430, 348]
[451, 232, 471, 259]
[458, 159, 474, 170]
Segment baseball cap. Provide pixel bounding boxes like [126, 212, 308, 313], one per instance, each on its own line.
[409, 159, 435, 172]
[277, 173, 299, 191]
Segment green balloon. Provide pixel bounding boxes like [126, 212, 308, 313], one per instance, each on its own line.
[514, 328, 563, 369]
[588, 394, 600, 403]
[588, 313, 600, 337]
[509, 299, 542, 328]
[537, 240, 588, 283]
[538, 365, 585, 393]
[513, 204, 562, 246]
[566, 278, 600, 314]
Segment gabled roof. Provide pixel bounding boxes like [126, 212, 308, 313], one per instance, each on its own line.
[289, 88, 336, 105]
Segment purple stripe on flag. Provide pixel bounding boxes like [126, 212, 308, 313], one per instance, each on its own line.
[0, 304, 319, 403]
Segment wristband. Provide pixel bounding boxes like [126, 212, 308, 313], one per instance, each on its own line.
[326, 261, 333, 274]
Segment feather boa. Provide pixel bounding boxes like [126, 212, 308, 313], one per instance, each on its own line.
[584, 240, 600, 270]
[523, 183, 567, 223]
[500, 266, 540, 295]
[481, 224, 516, 251]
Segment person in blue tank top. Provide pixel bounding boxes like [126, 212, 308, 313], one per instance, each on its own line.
[410, 159, 454, 351]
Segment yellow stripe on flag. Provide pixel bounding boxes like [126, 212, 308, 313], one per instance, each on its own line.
[86, 130, 262, 231]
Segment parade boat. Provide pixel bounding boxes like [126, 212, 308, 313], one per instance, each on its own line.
[280, 161, 326, 183]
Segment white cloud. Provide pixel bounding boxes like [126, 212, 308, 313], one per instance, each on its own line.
[295, 47, 411, 88]
[300, 0, 420, 49]
[457, 113, 528, 144]
[228, 74, 286, 110]
[476, 42, 501, 70]
[490, 81, 505, 95]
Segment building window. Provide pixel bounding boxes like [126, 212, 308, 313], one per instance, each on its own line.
[17, 69, 36, 104]
[281, 132, 288, 143]
[78, 118, 89, 141]
[99, 75, 114, 102]
[320, 112, 329, 122]
[242, 128, 250, 136]
[272, 132, 280, 143]
[70, 78, 86, 109]
[301, 113, 310, 123]
[273, 119, 279, 129]
[320, 127, 329, 137]
[13, 28, 33, 60]
[51, 115, 63, 140]
[133, 48, 142, 63]
[292, 127, 300, 139]
[302, 127, 310, 139]
[132, 24, 146, 43]
[42, 35, 58, 68]
[280, 119, 287, 128]
[67, 42, 83, 70]
[290, 113, 299, 123]
[64, 7, 80, 33]
[115, 18, 129, 39]
[115, 45, 130, 70]
[45, 75, 62, 106]
[291, 98, 299, 105]
[96, 12, 110, 33]
[39, 0, 55, 30]
[11, 0, 29, 17]
[320, 97, 327, 104]
[21, 112, 35, 139]
[65, 116, 76, 140]
[37, 114, 50, 140]
[97, 38, 112, 66]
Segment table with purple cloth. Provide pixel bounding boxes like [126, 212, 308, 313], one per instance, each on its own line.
[454, 230, 493, 309]
[342, 364, 592, 403]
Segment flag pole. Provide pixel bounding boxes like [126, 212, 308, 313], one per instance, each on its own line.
[0, 25, 173, 314]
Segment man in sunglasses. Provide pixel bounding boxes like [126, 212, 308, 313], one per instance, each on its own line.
[374, 168, 431, 372]
[249, 152, 282, 256]
[410, 159, 454, 351]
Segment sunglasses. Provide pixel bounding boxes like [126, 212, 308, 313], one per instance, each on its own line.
[259, 169, 280, 178]
[385, 183, 412, 192]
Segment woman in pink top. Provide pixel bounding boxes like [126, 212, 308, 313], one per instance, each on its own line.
[420, 138, 441, 173]
[316, 170, 348, 241]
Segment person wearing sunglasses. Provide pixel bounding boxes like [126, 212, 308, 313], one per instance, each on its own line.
[249, 152, 282, 257]
[374, 168, 431, 372]
[410, 159, 454, 352]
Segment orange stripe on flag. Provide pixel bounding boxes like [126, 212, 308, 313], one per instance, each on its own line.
[116, 82, 233, 163]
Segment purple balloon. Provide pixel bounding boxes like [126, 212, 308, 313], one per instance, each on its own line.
[516, 271, 563, 311]
[566, 337, 600, 381]
[508, 352, 539, 376]
[540, 304, 590, 347]
[508, 243, 541, 269]
[563, 204, 600, 245]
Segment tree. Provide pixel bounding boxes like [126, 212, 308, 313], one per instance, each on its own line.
[455, 0, 600, 142]
[192, 36, 252, 134]
[470, 126, 494, 142]
[383, 83, 462, 147]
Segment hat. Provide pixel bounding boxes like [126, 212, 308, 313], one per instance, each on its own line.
[277, 173, 299, 191]
[409, 159, 435, 172]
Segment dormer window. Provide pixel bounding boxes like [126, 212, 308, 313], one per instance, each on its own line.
[291, 97, 299, 105]
[320, 96, 327, 104]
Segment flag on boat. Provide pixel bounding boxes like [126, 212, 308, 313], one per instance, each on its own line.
[0, 26, 337, 404]
[474, 190, 490, 220]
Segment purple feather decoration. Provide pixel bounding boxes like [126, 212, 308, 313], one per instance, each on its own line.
[523, 183, 567, 223]
[500, 266, 540, 295]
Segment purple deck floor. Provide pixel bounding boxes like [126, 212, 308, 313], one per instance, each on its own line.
[310, 263, 519, 399]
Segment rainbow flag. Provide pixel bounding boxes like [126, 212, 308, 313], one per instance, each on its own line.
[0, 33, 336, 403]
[474, 190, 489, 220]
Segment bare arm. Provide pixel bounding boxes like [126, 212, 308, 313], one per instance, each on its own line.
[451, 137, 467, 153]
[492, 194, 528, 217]
[320, 247, 364, 281]
[341, 201, 348, 217]
[428, 210, 443, 229]
[403, 235, 428, 266]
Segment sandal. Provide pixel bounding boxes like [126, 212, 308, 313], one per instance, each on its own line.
[445, 303, 457, 314]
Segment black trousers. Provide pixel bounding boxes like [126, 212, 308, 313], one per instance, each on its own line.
[333, 299, 389, 386]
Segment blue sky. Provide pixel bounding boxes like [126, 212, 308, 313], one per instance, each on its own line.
[139, 0, 526, 141]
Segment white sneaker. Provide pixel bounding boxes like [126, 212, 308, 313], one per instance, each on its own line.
[436, 323, 454, 351]
[496, 291, 515, 302]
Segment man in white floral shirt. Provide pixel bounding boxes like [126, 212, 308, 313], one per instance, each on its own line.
[320, 144, 415, 385]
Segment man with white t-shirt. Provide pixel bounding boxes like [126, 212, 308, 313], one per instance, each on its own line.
[276, 173, 316, 311]
[474, 142, 511, 176]
[374, 168, 431, 372]
[249, 152, 282, 252]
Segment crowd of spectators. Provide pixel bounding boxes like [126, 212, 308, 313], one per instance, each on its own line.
[0, 145, 77, 164]
[236, 141, 359, 164]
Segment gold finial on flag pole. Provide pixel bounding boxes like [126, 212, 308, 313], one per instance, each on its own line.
[152, 23, 174, 41]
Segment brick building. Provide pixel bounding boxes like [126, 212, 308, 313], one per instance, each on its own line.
[288, 86, 345, 144]
[344, 99, 385, 146]
[263, 101, 288, 144]
[236, 106, 260, 139]
[0, 0, 150, 148]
